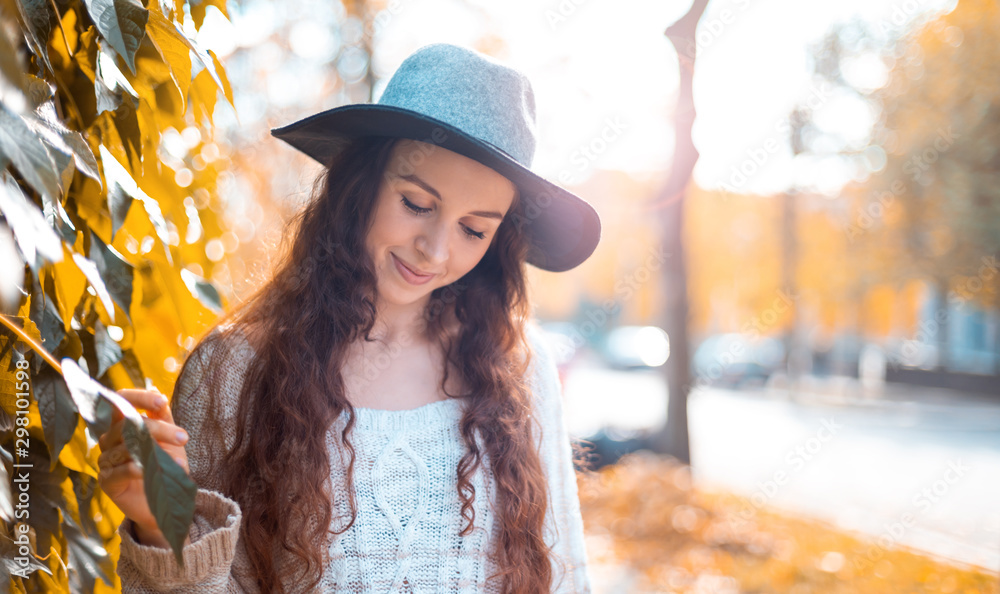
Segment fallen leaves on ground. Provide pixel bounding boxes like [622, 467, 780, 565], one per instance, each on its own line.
[577, 451, 998, 593]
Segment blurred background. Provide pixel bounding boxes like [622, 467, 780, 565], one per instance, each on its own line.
[3, 0, 999, 591]
[194, 0, 1000, 591]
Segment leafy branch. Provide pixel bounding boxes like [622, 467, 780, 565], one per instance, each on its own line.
[1, 312, 196, 566]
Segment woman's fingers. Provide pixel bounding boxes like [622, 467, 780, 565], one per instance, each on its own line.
[98, 443, 189, 474]
[99, 460, 143, 483]
[97, 443, 131, 471]
[116, 389, 173, 422]
[98, 416, 189, 452]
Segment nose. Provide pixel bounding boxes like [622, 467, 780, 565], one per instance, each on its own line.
[415, 221, 449, 268]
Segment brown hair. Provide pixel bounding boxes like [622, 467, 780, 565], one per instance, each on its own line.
[182, 136, 554, 592]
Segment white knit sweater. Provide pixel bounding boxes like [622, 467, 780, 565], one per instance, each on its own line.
[115, 322, 592, 593]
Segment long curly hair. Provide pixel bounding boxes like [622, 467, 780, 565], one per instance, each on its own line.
[182, 136, 554, 592]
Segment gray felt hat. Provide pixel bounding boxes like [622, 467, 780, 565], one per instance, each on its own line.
[269, 43, 601, 273]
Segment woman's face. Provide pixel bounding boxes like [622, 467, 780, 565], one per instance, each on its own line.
[365, 139, 517, 308]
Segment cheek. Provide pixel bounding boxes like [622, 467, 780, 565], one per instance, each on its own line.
[370, 209, 414, 246]
[447, 243, 490, 278]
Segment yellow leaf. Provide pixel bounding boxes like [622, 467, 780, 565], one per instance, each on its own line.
[74, 26, 99, 84]
[74, 183, 113, 248]
[145, 3, 191, 114]
[49, 8, 79, 71]
[57, 417, 99, 478]
[50, 247, 86, 331]
[18, 298, 42, 343]
[132, 50, 174, 109]
[189, 66, 219, 127]
[207, 49, 234, 111]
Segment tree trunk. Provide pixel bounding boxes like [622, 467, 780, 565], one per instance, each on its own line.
[647, 0, 709, 464]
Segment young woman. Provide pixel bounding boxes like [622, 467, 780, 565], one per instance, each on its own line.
[97, 43, 601, 593]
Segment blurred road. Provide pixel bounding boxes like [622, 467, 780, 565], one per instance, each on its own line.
[562, 357, 1000, 574]
[689, 383, 1000, 573]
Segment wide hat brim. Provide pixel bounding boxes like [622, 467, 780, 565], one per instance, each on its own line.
[270, 104, 601, 273]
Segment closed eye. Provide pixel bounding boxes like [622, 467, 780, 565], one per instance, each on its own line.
[401, 196, 486, 240]
[401, 196, 431, 214]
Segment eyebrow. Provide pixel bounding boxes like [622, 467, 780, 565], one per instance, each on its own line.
[400, 174, 505, 221]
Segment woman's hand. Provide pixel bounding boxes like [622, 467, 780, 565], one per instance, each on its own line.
[97, 389, 191, 549]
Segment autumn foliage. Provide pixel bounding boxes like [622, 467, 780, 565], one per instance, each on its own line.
[579, 453, 999, 593]
[0, 0, 233, 589]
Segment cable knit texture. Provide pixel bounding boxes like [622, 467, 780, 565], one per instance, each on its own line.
[115, 322, 592, 593]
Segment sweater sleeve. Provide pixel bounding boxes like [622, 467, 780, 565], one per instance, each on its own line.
[115, 329, 256, 593]
[525, 323, 593, 594]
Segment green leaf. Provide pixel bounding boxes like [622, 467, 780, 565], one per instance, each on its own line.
[59, 359, 114, 437]
[96, 38, 140, 101]
[63, 513, 114, 591]
[0, 172, 63, 269]
[32, 96, 102, 186]
[0, 101, 63, 204]
[13, 0, 55, 76]
[23, 72, 54, 108]
[71, 252, 117, 323]
[107, 185, 132, 240]
[180, 268, 222, 312]
[33, 366, 80, 470]
[21, 440, 68, 555]
[0, 525, 53, 578]
[82, 0, 149, 76]
[114, 99, 143, 171]
[92, 320, 123, 377]
[140, 426, 197, 566]
[51, 196, 79, 245]
[98, 144, 172, 264]
[28, 282, 66, 353]
[89, 233, 133, 314]
[115, 349, 146, 388]
[95, 72, 124, 116]
[70, 471, 101, 539]
[61, 358, 195, 566]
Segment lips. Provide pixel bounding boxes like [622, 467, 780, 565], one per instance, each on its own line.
[391, 253, 436, 285]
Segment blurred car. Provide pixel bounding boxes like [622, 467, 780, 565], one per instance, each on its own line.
[599, 325, 670, 370]
[691, 333, 785, 389]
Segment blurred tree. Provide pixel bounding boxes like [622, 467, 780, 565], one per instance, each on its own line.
[0, 0, 234, 589]
[805, 0, 1000, 370]
[649, 0, 710, 464]
[868, 0, 1000, 370]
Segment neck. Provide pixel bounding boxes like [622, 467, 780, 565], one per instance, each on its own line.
[367, 296, 430, 346]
